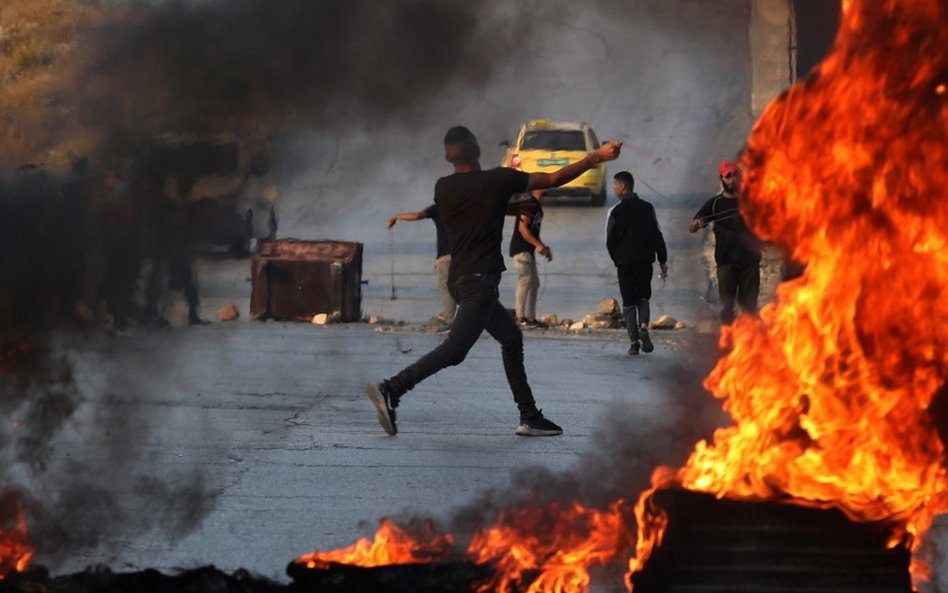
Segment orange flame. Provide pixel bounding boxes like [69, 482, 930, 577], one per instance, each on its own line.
[466, 500, 632, 593]
[294, 518, 454, 569]
[0, 491, 33, 578]
[295, 502, 632, 593]
[629, 0, 948, 588]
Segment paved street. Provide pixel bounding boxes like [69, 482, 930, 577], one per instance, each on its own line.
[35, 312, 725, 587]
[11, 193, 739, 589]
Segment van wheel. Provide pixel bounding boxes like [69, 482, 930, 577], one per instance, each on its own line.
[591, 188, 607, 206]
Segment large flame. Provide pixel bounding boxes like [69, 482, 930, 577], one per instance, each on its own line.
[630, 0, 948, 587]
[0, 490, 33, 577]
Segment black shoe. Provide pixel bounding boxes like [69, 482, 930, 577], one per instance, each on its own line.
[628, 342, 640, 356]
[639, 328, 653, 353]
[366, 381, 398, 435]
[516, 410, 563, 436]
[189, 315, 211, 326]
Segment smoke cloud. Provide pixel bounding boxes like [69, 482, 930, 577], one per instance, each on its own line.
[0, 0, 540, 569]
[60, 0, 532, 150]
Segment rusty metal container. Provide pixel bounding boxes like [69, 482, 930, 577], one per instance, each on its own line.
[250, 239, 363, 322]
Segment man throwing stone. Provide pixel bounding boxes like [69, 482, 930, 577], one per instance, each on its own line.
[367, 126, 621, 436]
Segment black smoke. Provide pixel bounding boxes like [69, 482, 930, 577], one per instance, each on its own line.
[0, 0, 536, 571]
[67, 0, 529, 141]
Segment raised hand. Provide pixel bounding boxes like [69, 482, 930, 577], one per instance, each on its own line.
[596, 140, 623, 162]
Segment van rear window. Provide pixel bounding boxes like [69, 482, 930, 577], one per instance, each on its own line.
[520, 131, 587, 151]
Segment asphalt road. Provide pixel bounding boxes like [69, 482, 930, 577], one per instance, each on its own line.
[19, 197, 948, 592]
[20, 199, 782, 588]
[41, 318, 726, 586]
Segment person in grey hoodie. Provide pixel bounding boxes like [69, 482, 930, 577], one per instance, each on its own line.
[606, 171, 668, 355]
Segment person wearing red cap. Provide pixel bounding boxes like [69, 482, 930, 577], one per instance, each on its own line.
[688, 160, 762, 324]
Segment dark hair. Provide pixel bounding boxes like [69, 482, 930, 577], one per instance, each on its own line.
[444, 126, 480, 164]
[613, 170, 634, 190]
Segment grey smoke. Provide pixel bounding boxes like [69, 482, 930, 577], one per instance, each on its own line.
[445, 352, 729, 558]
[0, 0, 540, 568]
[68, 0, 534, 141]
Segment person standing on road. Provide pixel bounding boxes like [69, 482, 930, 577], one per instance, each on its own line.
[387, 204, 457, 324]
[688, 160, 762, 324]
[606, 171, 668, 356]
[367, 126, 622, 437]
[509, 189, 551, 328]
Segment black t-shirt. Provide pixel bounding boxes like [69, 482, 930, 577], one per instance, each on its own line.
[434, 167, 529, 281]
[693, 194, 762, 265]
[422, 204, 451, 258]
[509, 196, 543, 257]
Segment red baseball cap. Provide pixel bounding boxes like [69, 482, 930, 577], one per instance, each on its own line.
[718, 160, 740, 177]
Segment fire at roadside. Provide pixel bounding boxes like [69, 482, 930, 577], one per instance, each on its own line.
[227, 1, 947, 593]
[3, 1, 946, 592]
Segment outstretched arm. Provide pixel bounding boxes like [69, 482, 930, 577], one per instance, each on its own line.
[387, 211, 427, 228]
[526, 140, 622, 190]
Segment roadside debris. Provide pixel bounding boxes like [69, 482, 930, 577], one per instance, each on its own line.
[217, 304, 240, 322]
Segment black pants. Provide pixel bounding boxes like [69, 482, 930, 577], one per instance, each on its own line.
[387, 273, 537, 416]
[716, 262, 760, 324]
[617, 263, 653, 342]
[101, 233, 143, 329]
[144, 253, 202, 321]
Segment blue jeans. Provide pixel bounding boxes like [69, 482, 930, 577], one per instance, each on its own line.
[387, 273, 538, 415]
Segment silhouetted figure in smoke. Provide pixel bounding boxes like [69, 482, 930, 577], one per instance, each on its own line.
[689, 160, 762, 325]
[1, 164, 90, 329]
[366, 126, 622, 437]
[97, 169, 145, 332]
[139, 174, 210, 328]
[55, 158, 94, 323]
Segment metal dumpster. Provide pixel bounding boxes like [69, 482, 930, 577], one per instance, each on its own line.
[250, 239, 363, 322]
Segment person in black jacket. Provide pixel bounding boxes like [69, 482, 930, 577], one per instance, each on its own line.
[606, 171, 668, 355]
